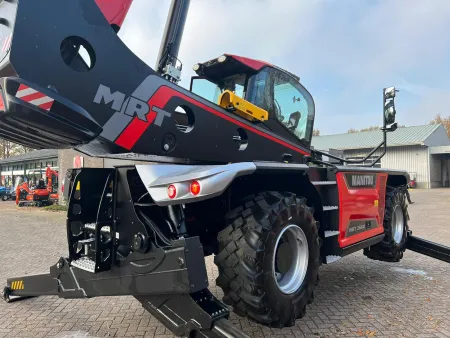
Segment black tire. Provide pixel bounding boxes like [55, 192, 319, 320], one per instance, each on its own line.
[364, 186, 409, 262]
[214, 191, 320, 328]
[1, 195, 7, 201]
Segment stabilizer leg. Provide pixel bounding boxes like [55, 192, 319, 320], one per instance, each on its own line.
[407, 232, 450, 263]
[136, 289, 250, 338]
[3, 273, 57, 302]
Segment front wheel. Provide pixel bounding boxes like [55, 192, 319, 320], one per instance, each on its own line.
[214, 191, 320, 328]
[364, 186, 409, 262]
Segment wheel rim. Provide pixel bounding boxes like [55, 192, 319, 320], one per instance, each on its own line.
[273, 224, 309, 294]
[392, 205, 404, 244]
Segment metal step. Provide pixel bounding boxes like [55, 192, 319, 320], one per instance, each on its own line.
[312, 181, 337, 185]
[323, 205, 338, 211]
[84, 223, 111, 233]
[325, 230, 340, 237]
[326, 255, 341, 264]
[71, 257, 96, 273]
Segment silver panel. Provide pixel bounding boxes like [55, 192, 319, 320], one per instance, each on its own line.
[135, 162, 257, 206]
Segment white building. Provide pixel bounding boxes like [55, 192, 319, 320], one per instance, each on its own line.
[312, 124, 450, 188]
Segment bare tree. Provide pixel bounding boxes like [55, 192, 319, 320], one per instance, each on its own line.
[429, 114, 450, 138]
[0, 139, 35, 159]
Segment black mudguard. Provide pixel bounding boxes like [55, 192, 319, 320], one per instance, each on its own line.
[0, 0, 310, 164]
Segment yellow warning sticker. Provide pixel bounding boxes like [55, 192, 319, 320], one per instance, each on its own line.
[374, 199, 379, 207]
[11, 280, 24, 290]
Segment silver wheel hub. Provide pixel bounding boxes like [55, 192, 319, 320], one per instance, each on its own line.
[273, 224, 309, 294]
[392, 205, 404, 244]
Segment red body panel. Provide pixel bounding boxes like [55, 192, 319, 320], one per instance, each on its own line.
[94, 0, 133, 28]
[337, 172, 388, 247]
[33, 189, 49, 196]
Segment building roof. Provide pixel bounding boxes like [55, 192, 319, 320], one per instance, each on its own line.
[312, 124, 449, 151]
[0, 149, 58, 164]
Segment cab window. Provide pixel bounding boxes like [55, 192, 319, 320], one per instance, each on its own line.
[190, 77, 222, 103]
[272, 70, 315, 141]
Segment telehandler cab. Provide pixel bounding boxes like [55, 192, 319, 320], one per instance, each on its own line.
[1, 1, 449, 337]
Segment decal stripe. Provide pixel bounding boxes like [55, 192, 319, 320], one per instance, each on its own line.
[2, 33, 11, 52]
[16, 84, 54, 111]
[115, 86, 311, 156]
[114, 87, 169, 149]
[38, 101, 54, 111]
[20, 91, 46, 102]
[16, 86, 37, 98]
[0, 93, 4, 111]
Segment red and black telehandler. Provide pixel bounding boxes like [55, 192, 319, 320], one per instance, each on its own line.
[0, 1, 449, 337]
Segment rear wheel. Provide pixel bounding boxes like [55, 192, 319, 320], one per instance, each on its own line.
[214, 191, 320, 328]
[364, 186, 409, 262]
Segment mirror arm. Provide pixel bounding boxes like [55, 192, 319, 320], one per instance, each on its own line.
[310, 86, 397, 167]
[313, 139, 385, 165]
[312, 122, 390, 165]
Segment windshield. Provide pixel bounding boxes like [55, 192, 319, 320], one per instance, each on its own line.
[272, 70, 315, 141]
[190, 75, 246, 104]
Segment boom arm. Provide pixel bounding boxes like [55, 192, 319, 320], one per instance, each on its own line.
[45, 167, 58, 193]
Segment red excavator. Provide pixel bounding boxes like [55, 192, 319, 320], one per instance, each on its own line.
[45, 166, 59, 202]
[15, 178, 50, 207]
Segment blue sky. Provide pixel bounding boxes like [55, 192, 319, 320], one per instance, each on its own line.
[118, 0, 450, 135]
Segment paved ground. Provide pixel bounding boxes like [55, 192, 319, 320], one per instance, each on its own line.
[0, 189, 449, 338]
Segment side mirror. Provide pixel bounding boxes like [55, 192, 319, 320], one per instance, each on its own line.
[383, 86, 398, 126]
[287, 111, 301, 130]
[384, 87, 397, 99]
[384, 101, 396, 125]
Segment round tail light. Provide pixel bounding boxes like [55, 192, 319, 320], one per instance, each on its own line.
[190, 181, 201, 196]
[167, 184, 177, 199]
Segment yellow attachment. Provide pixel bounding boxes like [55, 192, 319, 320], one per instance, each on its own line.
[218, 90, 268, 122]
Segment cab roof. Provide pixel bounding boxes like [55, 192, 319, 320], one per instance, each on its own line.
[194, 54, 300, 83]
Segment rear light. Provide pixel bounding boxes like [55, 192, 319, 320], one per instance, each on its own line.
[190, 181, 201, 196]
[167, 184, 177, 199]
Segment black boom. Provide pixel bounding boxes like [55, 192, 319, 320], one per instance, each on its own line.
[0, 0, 310, 165]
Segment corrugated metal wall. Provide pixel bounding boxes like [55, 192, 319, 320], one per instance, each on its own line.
[343, 145, 430, 188]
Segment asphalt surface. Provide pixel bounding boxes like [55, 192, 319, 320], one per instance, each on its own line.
[0, 189, 449, 338]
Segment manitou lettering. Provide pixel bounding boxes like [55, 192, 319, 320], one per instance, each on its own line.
[344, 173, 377, 188]
[93, 84, 171, 124]
[352, 175, 374, 187]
